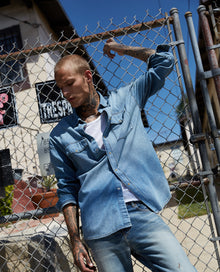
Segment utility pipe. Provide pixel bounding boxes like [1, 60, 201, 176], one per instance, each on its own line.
[185, 11, 220, 164]
[170, 7, 220, 244]
[198, 5, 220, 104]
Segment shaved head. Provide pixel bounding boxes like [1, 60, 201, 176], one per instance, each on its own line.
[54, 55, 91, 76]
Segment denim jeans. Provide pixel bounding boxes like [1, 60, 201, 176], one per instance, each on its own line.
[86, 202, 197, 272]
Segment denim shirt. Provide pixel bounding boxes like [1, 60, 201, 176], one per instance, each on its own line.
[49, 45, 174, 240]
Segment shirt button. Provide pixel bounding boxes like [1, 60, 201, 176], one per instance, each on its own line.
[115, 168, 118, 171]
[117, 187, 121, 190]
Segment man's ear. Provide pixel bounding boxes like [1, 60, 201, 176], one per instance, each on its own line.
[84, 70, 93, 82]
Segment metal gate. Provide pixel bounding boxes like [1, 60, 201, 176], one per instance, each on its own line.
[0, 5, 219, 272]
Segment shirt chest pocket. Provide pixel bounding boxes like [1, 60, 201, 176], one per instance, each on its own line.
[65, 138, 104, 169]
[65, 139, 88, 156]
[111, 109, 133, 140]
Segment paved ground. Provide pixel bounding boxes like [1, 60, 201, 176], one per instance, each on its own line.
[0, 190, 219, 272]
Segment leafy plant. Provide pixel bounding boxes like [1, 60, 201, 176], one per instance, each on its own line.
[0, 185, 14, 216]
[41, 175, 57, 192]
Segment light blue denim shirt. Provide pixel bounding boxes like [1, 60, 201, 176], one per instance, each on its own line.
[50, 45, 174, 240]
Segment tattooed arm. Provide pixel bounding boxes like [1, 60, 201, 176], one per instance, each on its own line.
[63, 204, 96, 272]
[103, 38, 155, 62]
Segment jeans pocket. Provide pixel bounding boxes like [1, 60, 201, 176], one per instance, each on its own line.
[132, 201, 150, 212]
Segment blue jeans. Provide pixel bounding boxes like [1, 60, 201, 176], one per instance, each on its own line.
[86, 202, 197, 272]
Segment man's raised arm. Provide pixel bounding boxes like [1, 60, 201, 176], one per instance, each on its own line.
[103, 38, 155, 62]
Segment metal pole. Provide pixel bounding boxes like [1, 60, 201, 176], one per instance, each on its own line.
[197, 5, 220, 104]
[166, 12, 198, 175]
[0, 17, 173, 62]
[0, 206, 59, 223]
[185, 11, 220, 164]
[170, 7, 220, 243]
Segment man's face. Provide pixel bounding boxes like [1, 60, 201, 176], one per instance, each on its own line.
[55, 62, 92, 108]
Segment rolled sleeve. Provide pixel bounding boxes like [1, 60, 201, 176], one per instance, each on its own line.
[148, 44, 174, 79]
[130, 44, 174, 108]
[49, 136, 80, 211]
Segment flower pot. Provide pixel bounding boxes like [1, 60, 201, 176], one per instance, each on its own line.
[31, 189, 58, 209]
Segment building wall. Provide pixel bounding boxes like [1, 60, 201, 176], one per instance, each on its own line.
[154, 140, 194, 181]
[0, 0, 60, 178]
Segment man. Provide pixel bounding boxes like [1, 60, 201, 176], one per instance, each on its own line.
[50, 38, 196, 272]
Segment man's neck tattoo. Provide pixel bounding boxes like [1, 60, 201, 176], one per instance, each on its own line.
[76, 86, 99, 120]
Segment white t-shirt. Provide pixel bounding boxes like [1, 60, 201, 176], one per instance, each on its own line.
[84, 114, 139, 203]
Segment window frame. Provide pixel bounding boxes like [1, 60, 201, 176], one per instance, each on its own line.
[0, 25, 30, 91]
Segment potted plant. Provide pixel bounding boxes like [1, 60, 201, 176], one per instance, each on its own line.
[31, 175, 58, 209]
[41, 175, 57, 192]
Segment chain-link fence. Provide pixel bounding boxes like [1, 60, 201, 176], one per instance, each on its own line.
[0, 8, 219, 272]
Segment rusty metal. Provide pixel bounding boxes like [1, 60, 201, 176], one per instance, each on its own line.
[169, 178, 210, 191]
[185, 11, 220, 165]
[166, 12, 198, 174]
[170, 7, 220, 253]
[190, 133, 207, 144]
[0, 16, 173, 62]
[198, 5, 220, 104]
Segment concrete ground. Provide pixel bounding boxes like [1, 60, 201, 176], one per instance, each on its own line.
[133, 206, 219, 272]
[133, 183, 220, 272]
[0, 183, 219, 272]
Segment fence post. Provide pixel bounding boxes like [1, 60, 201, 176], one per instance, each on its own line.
[170, 7, 220, 245]
[185, 11, 220, 166]
[166, 12, 199, 175]
[197, 5, 220, 104]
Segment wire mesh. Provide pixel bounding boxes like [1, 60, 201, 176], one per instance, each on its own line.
[0, 9, 219, 272]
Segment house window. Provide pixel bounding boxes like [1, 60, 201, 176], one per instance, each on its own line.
[0, 25, 24, 87]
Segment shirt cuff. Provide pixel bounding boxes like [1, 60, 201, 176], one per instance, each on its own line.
[57, 198, 78, 211]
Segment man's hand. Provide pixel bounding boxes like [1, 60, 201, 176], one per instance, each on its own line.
[72, 238, 96, 271]
[63, 204, 96, 271]
[103, 38, 124, 59]
[103, 37, 155, 62]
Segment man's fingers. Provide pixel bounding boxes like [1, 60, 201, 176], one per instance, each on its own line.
[106, 37, 114, 43]
[103, 47, 115, 58]
[84, 253, 96, 271]
[73, 246, 96, 272]
[76, 257, 96, 272]
[106, 51, 115, 58]
[103, 38, 117, 58]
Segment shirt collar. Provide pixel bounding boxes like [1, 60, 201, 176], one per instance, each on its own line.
[75, 91, 108, 124]
[97, 91, 108, 109]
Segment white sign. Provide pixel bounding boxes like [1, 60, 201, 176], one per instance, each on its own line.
[37, 132, 54, 176]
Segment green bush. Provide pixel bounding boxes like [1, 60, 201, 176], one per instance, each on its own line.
[0, 185, 14, 216]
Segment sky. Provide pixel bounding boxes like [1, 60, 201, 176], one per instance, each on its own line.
[59, 0, 199, 61]
[58, 0, 200, 143]
[59, 0, 199, 30]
